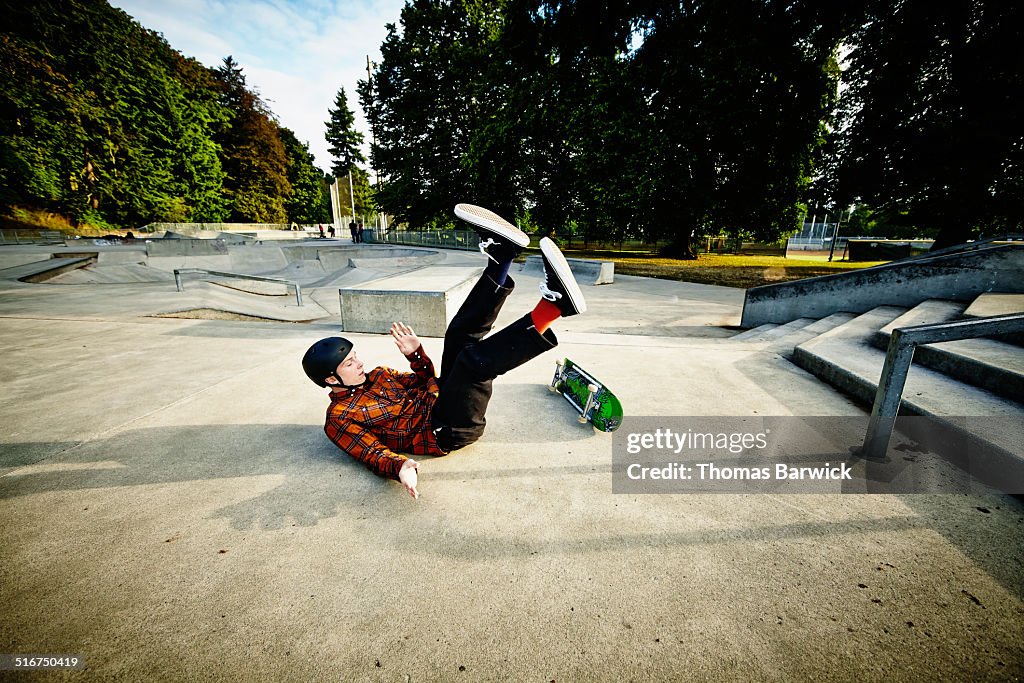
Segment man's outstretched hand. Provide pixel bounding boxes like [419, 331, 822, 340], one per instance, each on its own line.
[390, 321, 420, 356]
[399, 459, 420, 499]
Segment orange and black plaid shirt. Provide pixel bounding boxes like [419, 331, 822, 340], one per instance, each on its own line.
[323, 346, 443, 480]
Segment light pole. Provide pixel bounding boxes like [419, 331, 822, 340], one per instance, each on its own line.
[329, 178, 342, 235]
[366, 56, 377, 233]
[348, 170, 356, 227]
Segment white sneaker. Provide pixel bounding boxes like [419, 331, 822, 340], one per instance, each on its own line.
[539, 237, 586, 316]
[454, 204, 530, 249]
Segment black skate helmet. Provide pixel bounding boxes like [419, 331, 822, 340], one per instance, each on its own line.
[302, 337, 353, 387]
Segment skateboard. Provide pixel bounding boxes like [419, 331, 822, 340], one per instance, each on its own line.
[549, 358, 623, 432]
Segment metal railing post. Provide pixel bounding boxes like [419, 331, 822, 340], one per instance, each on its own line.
[862, 329, 916, 459]
[860, 313, 1024, 460]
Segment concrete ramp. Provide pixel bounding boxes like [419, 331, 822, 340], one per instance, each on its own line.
[0, 256, 95, 283]
[147, 254, 233, 273]
[227, 245, 289, 274]
[48, 264, 175, 284]
[261, 259, 327, 284]
[309, 266, 393, 289]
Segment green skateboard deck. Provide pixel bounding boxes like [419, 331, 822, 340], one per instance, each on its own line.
[549, 358, 623, 432]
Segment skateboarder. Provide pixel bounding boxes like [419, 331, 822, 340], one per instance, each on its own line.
[302, 205, 586, 499]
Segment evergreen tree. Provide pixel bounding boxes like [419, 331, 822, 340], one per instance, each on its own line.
[0, 0, 232, 226]
[280, 127, 329, 223]
[166, 53, 230, 222]
[212, 56, 291, 223]
[324, 87, 366, 178]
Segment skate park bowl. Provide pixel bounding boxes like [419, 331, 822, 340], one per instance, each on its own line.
[1, 239, 484, 330]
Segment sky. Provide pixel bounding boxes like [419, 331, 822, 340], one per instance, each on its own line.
[109, 0, 407, 174]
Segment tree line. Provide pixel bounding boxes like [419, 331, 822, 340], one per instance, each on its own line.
[0, 0, 337, 229]
[358, 0, 1022, 254]
[2, 0, 1019, 253]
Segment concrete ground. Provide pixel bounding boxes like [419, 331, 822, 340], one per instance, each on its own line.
[0, 240, 1021, 682]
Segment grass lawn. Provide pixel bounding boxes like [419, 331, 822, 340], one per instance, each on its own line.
[552, 249, 889, 289]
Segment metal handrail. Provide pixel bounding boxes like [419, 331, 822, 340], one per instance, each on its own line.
[862, 313, 1024, 459]
[173, 268, 303, 306]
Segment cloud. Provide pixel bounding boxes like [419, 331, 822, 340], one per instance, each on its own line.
[110, 0, 406, 172]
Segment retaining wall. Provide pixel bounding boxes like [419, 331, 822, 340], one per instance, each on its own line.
[741, 244, 1024, 328]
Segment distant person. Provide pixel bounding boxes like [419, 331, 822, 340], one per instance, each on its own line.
[349, 219, 358, 243]
[318, 224, 325, 239]
[328, 224, 336, 238]
[124, 231, 135, 241]
[356, 221, 364, 244]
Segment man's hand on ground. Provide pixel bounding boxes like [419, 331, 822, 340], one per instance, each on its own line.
[399, 459, 420, 499]
[390, 321, 421, 356]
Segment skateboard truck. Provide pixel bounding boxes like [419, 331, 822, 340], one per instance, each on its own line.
[578, 383, 599, 424]
[551, 359, 599, 424]
[549, 359, 565, 393]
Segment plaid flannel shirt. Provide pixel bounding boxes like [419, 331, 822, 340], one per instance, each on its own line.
[323, 345, 442, 480]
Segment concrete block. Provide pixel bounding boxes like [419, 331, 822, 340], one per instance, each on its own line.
[338, 267, 483, 337]
[521, 255, 614, 285]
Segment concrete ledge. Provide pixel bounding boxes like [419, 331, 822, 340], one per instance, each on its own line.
[338, 266, 482, 337]
[146, 238, 229, 257]
[521, 255, 614, 285]
[0, 255, 95, 283]
[741, 244, 1024, 327]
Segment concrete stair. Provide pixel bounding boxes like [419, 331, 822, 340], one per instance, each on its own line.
[733, 294, 1024, 410]
[790, 305, 1023, 419]
[964, 293, 1024, 346]
[730, 318, 814, 342]
[731, 295, 1024, 476]
[731, 313, 858, 358]
[872, 300, 1024, 402]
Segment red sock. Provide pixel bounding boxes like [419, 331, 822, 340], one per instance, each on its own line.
[530, 298, 562, 334]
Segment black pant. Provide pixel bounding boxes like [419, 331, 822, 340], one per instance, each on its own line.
[430, 274, 557, 452]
